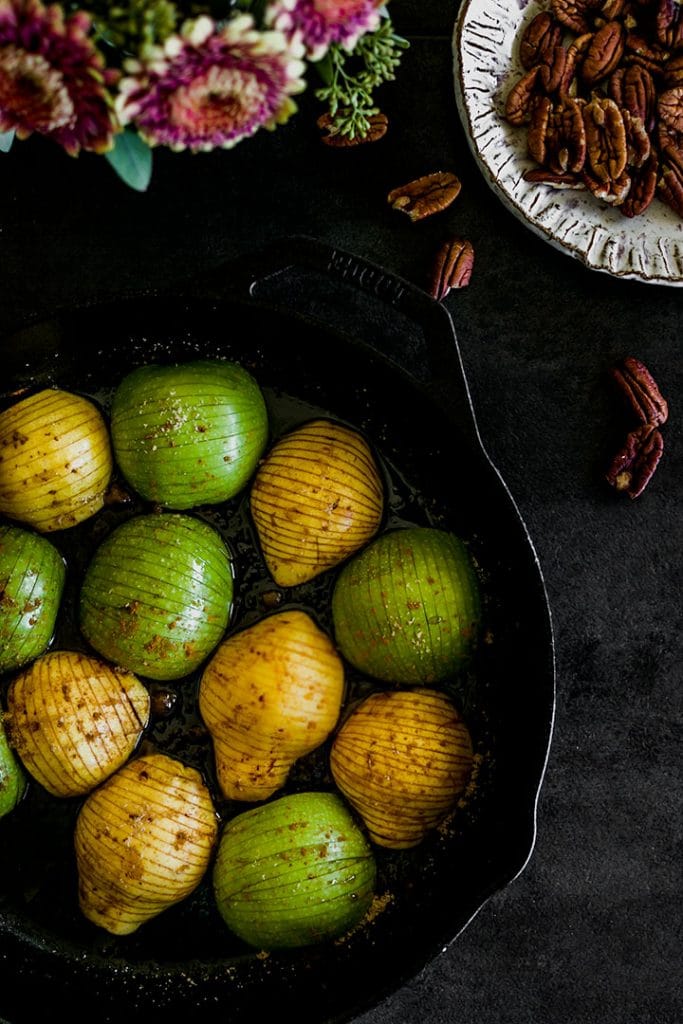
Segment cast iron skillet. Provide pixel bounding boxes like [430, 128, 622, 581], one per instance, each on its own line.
[0, 238, 555, 1024]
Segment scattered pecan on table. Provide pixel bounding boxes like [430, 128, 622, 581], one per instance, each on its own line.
[429, 238, 475, 298]
[387, 171, 462, 221]
[606, 356, 669, 498]
[504, 0, 683, 218]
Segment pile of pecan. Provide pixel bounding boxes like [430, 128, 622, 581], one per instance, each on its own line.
[504, 0, 683, 217]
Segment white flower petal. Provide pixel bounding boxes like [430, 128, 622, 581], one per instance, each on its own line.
[184, 15, 215, 47]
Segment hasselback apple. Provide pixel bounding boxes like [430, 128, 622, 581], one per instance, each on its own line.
[199, 609, 345, 801]
[110, 360, 269, 508]
[5, 650, 150, 797]
[213, 791, 376, 949]
[0, 524, 66, 674]
[0, 717, 26, 818]
[75, 752, 218, 935]
[250, 418, 384, 586]
[0, 388, 113, 532]
[79, 512, 233, 680]
[331, 526, 481, 683]
[330, 688, 474, 848]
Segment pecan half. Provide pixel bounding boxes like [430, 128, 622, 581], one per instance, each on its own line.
[527, 94, 555, 164]
[583, 94, 628, 181]
[620, 149, 659, 215]
[656, 0, 683, 49]
[657, 117, 683, 154]
[540, 44, 571, 92]
[581, 21, 626, 85]
[429, 238, 475, 299]
[606, 423, 664, 498]
[524, 94, 587, 177]
[387, 171, 462, 221]
[623, 50, 668, 77]
[551, 0, 601, 35]
[622, 109, 652, 167]
[548, 95, 588, 172]
[560, 32, 594, 92]
[505, 65, 544, 125]
[523, 167, 586, 186]
[610, 355, 669, 426]
[658, 143, 683, 214]
[664, 53, 683, 86]
[624, 32, 670, 66]
[520, 11, 563, 68]
[318, 112, 388, 146]
[599, 0, 628, 20]
[610, 63, 657, 132]
[658, 85, 683, 136]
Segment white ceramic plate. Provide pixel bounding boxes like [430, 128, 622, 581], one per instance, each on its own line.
[452, 0, 683, 286]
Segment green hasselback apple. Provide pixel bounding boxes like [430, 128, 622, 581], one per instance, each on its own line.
[79, 513, 233, 680]
[213, 791, 376, 949]
[0, 524, 66, 674]
[331, 526, 481, 684]
[110, 360, 269, 509]
[0, 717, 26, 818]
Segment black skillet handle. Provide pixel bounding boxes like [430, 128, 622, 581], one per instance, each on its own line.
[210, 236, 483, 446]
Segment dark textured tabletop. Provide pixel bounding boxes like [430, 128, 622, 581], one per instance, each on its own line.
[0, 2, 681, 1022]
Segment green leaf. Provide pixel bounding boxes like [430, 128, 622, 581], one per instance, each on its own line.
[313, 52, 334, 87]
[0, 129, 15, 153]
[105, 129, 153, 192]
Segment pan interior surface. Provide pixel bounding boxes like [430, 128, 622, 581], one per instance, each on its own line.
[0, 294, 554, 1023]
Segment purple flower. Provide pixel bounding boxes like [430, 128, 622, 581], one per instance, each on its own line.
[0, 0, 117, 155]
[265, 0, 381, 61]
[116, 15, 307, 153]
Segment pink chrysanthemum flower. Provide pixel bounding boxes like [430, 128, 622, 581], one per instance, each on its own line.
[116, 14, 307, 153]
[265, 0, 381, 61]
[0, 0, 117, 155]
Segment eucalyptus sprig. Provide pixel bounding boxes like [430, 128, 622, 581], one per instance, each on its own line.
[315, 17, 409, 141]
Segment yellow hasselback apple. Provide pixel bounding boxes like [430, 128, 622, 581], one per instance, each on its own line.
[330, 688, 474, 849]
[74, 752, 218, 936]
[0, 388, 113, 532]
[249, 418, 384, 587]
[199, 609, 345, 802]
[5, 650, 150, 798]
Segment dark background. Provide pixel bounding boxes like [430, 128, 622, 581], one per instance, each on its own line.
[0, 2, 681, 1022]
